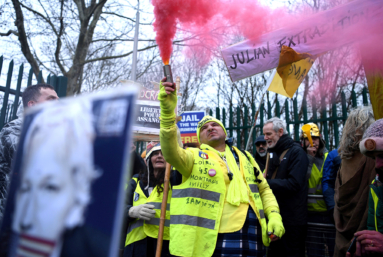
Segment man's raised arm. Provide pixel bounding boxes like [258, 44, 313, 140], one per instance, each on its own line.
[158, 77, 194, 177]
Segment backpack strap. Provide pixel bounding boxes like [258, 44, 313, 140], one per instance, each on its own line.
[266, 148, 290, 180]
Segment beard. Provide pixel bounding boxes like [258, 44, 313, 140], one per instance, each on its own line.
[258, 148, 267, 157]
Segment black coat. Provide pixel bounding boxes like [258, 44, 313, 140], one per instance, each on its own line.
[266, 134, 308, 226]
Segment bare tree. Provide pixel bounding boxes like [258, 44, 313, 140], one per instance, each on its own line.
[0, 0, 163, 95]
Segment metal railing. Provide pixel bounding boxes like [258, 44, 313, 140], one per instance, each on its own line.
[0, 56, 67, 129]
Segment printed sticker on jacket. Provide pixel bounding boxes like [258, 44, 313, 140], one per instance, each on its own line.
[199, 151, 209, 159]
[134, 192, 139, 202]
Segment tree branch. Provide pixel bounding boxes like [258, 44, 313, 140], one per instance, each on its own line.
[0, 30, 19, 37]
[55, 0, 67, 75]
[11, 0, 41, 81]
[102, 11, 152, 25]
[83, 44, 158, 64]
[19, 2, 59, 36]
[92, 38, 156, 43]
[84, 39, 185, 64]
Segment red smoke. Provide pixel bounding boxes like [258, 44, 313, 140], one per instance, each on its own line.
[152, 0, 383, 106]
[152, 0, 284, 65]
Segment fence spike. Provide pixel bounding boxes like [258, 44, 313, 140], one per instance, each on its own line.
[303, 98, 308, 123]
[0, 56, 3, 78]
[267, 101, 271, 119]
[0, 60, 14, 129]
[57, 76, 67, 97]
[229, 105, 233, 138]
[312, 96, 318, 121]
[244, 105, 248, 150]
[362, 87, 368, 106]
[332, 101, 339, 148]
[27, 68, 33, 87]
[285, 99, 290, 135]
[293, 98, 299, 141]
[351, 90, 357, 107]
[38, 70, 43, 83]
[12, 63, 24, 120]
[322, 105, 329, 150]
[341, 91, 347, 122]
[260, 103, 264, 135]
[237, 106, 241, 148]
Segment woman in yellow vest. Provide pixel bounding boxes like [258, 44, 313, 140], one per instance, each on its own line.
[123, 142, 174, 257]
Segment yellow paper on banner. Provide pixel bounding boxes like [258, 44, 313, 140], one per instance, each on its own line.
[366, 73, 383, 120]
[268, 71, 290, 98]
[268, 46, 315, 98]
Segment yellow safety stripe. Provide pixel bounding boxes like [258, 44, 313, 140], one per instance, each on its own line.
[371, 187, 379, 232]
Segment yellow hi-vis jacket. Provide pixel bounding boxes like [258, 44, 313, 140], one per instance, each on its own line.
[307, 152, 328, 212]
[160, 125, 280, 257]
[125, 177, 171, 246]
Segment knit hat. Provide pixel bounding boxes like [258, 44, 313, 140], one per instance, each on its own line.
[196, 116, 227, 144]
[359, 119, 383, 158]
[145, 141, 161, 161]
[144, 142, 161, 189]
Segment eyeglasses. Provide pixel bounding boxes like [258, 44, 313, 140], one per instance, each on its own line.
[255, 142, 266, 147]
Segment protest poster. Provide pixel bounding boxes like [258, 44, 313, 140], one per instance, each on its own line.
[0, 87, 137, 257]
[221, 0, 383, 82]
[177, 111, 205, 144]
[132, 82, 161, 141]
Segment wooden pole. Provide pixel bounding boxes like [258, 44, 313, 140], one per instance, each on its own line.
[245, 91, 266, 151]
[155, 162, 171, 257]
[263, 153, 270, 178]
[245, 69, 277, 151]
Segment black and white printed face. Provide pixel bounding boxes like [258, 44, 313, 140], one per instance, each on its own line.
[12, 139, 78, 241]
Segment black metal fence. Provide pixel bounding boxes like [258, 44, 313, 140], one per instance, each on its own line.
[0, 56, 67, 129]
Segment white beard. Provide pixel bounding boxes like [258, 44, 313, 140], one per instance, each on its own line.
[258, 151, 267, 157]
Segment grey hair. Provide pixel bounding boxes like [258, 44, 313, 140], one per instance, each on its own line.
[264, 117, 288, 135]
[338, 106, 375, 159]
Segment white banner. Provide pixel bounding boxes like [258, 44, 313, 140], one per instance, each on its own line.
[221, 0, 383, 82]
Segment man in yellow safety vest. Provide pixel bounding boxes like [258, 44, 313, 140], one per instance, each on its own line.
[159, 77, 285, 257]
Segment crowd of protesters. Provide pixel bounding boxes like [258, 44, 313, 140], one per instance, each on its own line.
[121, 79, 383, 257]
[0, 81, 382, 257]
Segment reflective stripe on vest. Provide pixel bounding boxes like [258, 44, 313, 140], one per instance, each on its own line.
[370, 180, 379, 232]
[169, 147, 269, 257]
[171, 215, 216, 229]
[307, 152, 328, 212]
[125, 178, 171, 246]
[172, 188, 220, 202]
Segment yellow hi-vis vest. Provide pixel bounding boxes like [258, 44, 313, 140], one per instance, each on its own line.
[370, 179, 380, 232]
[125, 177, 172, 246]
[307, 152, 328, 212]
[169, 147, 268, 257]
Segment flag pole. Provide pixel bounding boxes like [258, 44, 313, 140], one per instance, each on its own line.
[155, 162, 171, 257]
[245, 69, 276, 151]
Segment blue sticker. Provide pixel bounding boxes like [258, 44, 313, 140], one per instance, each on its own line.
[199, 151, 209, 159]
[134, 192, 139, 202]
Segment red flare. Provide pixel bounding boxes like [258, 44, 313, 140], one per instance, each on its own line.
[152, 0, 283, 66]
